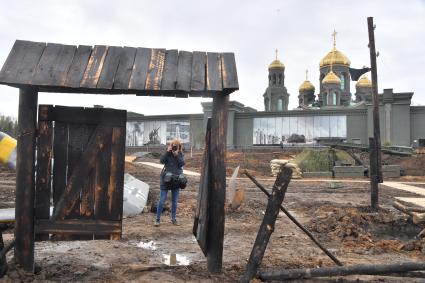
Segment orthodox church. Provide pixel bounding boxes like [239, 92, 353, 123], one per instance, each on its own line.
[264, 31, 374, 111]
[127, 31, 424, 149]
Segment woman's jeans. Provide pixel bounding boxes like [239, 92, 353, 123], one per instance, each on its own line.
[156, 185, 180, 222]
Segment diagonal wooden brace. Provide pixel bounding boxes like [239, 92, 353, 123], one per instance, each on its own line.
[51, 126, 112, 220]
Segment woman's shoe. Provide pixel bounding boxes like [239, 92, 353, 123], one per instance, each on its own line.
[154, 220, 160, 227]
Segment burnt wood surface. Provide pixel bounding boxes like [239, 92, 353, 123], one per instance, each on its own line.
[14, 87, 38, 272]
[244, 170, 342, 267]
[241, 167, 293, 283]
[35, 105, 53, 241]
[193, 118, 211, 256]
[206, 94, 229, 273]
[35, 105, 125, 240]
[35, 220, 121, 235]
[107, 127, 126, 240]
[258, 262, 425, 281]
[52, 125, 113, 220]
[0, 40, 239, 97]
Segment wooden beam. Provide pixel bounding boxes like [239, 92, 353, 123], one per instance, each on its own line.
[35, 219, 121, 235]
[193, 118, 212, 256]
[14, 87, 38, 272]
[259, 262, 425, 281]
[207, 93, 229, 273]
[35, 105, 54, 241]
[241, 167, 293, 283]
[52, 126, 112, 220]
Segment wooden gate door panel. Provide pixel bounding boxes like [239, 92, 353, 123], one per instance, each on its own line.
[35, 105, 126, 240]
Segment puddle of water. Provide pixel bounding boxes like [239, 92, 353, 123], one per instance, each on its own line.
[162, 253, 190, 266]
[137, 240, 158, 250]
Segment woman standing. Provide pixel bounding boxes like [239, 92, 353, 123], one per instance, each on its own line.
[155, 138, 185, 226]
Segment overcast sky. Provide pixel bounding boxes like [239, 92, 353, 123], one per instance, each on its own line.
[0, 0, 424, 117]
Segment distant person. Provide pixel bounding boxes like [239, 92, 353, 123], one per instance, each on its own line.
[155, 138, 185, 226]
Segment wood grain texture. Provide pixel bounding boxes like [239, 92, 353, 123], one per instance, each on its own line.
[176, 51, 192, 92]
[128, 47, 151, 90]
[14, 87, 38, 272]
[107, 127, 126, 239]
[52, 122, 68, 208]
[221, 53, 239, 90]
[97, 46, 123, 89]
[52, 126, 112, 220]
[35, 105, 54, 241]
[113, 47, 137, 90]
[32, 43, 76, 86]
[161, 49, 178, 90]
[145, 49, 166, 91]
[206, 94, 229, 273]
[0, 40, 239, 97]
[36, 219, 121, 235]
[191, 51, 206, 91]
[206, 52, 222, 91]
[80, 45, 108, 88]
[193, 118, 211, 256]
[64, 45, 92, 88]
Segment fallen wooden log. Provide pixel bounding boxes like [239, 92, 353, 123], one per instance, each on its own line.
[241, 167, 292, 283]
[393, 201, 414, 217]
[394, 200, 425, 213]
[413, 213, 425, 224]
[244, 170, 342, 267]
[258, 262, 425, 281]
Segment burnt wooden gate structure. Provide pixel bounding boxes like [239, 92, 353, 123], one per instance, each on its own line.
[0, 40, 238, 273]
[35, 105, 126, 240]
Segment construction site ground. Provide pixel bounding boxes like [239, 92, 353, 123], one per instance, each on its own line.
[2, 151, 425, 282]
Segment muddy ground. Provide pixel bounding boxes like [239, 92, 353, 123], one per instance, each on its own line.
[2, 157, 425, 282]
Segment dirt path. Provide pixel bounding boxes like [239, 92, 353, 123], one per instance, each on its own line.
[2, 162, 425, 281]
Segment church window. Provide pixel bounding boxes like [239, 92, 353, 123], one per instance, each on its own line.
[328, 92, 337, 105]
[278, 74, 282, 84]
[277, 98, 283, 111]
[340, 74, 345, 90]
[273, 74, 276, 85]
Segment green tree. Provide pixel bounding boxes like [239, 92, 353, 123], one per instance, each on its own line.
[0, 114, 18, 138]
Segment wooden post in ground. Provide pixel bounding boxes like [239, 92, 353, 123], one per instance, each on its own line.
[14, 87, 38, 272]
[368, 16, 383, 210]
[369, 137, 379, 210]
[241, 167, 293, 283]
[206, 93, 229, 273]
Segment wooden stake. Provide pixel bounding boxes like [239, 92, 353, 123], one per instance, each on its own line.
[241, 167, 293, 283]
[14, 87, 38, 272]
[244, 170, 342, 266]
[206, 93, 229, 273]
[368, 16, 383, 210]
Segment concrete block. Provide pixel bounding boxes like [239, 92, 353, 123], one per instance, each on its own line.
[333, 166, 365, 178]
[382, 165, 401, 178]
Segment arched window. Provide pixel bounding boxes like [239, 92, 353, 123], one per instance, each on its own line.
[277, 98, 283, 111]
[340, 74, 345, 90]
[323, 93, 327, 106]
[278, 74, 282, 84]
[273, 74, 276, 85]
[328, 92, 337, 105]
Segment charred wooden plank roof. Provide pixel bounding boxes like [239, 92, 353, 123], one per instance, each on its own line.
[0, 40, 239, 97]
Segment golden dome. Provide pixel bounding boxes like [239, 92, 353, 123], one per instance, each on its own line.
[322, 70, 341, 85]
[268, 59, 285, 70]
[356, 75, 372, 88]
[299, 80, 315, 92]
[319, 47, 351, 68]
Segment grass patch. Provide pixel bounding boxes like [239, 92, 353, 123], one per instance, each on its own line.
[292, 149, 354, 172]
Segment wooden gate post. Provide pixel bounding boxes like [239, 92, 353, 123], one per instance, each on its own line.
[207, 93, 229, 273]
[14, 87, 38, 272]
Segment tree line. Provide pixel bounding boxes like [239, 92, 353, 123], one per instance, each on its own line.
[0, 114, 18, 138]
